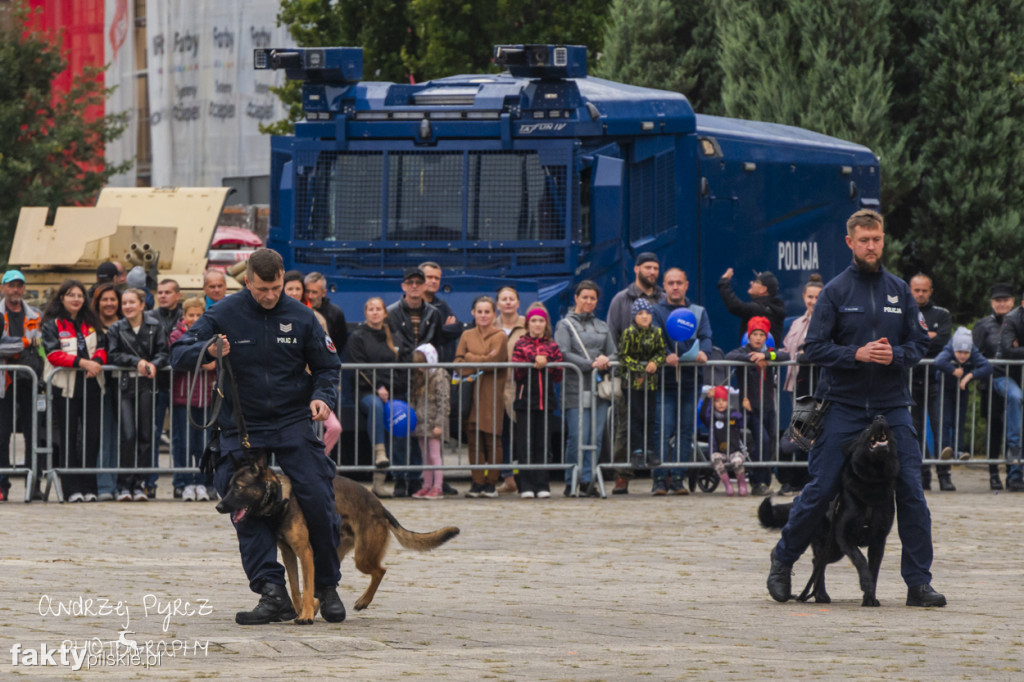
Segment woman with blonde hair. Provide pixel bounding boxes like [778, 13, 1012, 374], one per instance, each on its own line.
[346, 297, 400, 497]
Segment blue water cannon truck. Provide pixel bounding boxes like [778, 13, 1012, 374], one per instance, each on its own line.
[256, 44, 880, 339]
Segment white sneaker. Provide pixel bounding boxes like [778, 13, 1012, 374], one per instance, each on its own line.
[84, 493, 98, 502]
[520, 491, 536, 499]
[132, 489, 148, 502]
[66, 492, 84, 503]
[536, 490, 551, 499]
[195, 484, 210, 501]
[182, 485, 197, 502]
[117, 489, 133, 502]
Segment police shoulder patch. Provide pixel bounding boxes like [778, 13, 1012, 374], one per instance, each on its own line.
[326, 336, 336, 353]
[918, 311, 928, 331]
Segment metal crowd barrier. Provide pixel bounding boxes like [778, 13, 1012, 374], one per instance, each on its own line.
[0, 365, 40, 502]
[43, 366, 211, 503]
[30, 357, 1024, 502]
[335, 361, 587, 492]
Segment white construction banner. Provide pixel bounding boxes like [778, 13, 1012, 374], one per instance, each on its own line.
[146, 0, 293, 187]
[104, 0, 137, 186]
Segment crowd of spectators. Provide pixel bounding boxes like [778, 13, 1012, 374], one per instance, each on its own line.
[3, 254, 1024, 502]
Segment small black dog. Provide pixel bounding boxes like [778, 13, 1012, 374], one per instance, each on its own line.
[759, 415, 899, 606]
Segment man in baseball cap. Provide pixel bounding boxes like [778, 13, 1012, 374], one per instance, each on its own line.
[0, 268, 43, 501]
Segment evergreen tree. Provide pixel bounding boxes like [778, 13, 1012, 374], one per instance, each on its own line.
[0, 1, 129, 260]
[595, 0, 722, 113]
[905, 0, 1024, 320]
[716, 0, 916, 213]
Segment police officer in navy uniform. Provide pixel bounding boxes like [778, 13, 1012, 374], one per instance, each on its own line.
[766, 209, 946, 608]
[171, 249, 345, 625]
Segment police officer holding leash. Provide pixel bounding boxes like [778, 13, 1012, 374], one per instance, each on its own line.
[171, 249, 345, 625]
[767, 209, 946, 608]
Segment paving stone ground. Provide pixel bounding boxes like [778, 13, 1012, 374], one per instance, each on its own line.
[1, 464, 1022, 680]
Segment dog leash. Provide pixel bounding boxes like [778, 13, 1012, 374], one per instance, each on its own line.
[186, 335, 252, 450]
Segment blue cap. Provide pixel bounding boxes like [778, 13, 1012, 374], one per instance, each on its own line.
[1, 270, 26, 284]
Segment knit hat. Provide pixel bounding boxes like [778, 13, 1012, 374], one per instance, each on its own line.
[713, 386, 729, 400]
[525, 308, 548, 321]
[952, 327, 973, 353]
[126, 266, 147, 289]
[414, 343, 438, 364]
[754, 271, 779, 296]
[747, 316, 771, 336]
[631, 298, 654, 318]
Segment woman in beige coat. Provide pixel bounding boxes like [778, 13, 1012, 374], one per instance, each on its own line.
[455, 296, 508, 498]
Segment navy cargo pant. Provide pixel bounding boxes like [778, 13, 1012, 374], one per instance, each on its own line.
[214, 419, 341, 593]
[774, 401, 934, 588]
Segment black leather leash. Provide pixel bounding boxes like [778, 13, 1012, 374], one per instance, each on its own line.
[187, 335, 252, 450]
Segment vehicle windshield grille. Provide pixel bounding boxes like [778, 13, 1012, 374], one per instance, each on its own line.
[291, 150, 573, 271]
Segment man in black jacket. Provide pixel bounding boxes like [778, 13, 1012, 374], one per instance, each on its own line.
[997, 284, 1024, 491]
[387, 268, 442, 361]
[718, 268, 786, 344]
[909, 274, 952, 491]
[304, 272, 348, 356]
[420, 261, 463, 363]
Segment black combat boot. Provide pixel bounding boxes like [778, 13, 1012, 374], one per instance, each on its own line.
[767, 548, 793, 603]
[315, 587, 347, 623]
[235, 582, 298, 625]
[906, 584, 947, 607]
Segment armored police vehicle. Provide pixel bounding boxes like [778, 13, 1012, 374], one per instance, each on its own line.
[256, 44, 880, 337]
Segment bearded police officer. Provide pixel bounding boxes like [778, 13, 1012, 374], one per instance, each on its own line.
[766, 209, 946, 608]
[171, 249, 345, 625]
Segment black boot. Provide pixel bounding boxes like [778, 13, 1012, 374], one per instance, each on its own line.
[767, 548, 793, 602]
[315, 587, 347, 623]
[990, 465, 1004, 491]
[235, 582, 298, 625]
[906, 583, 947, 607]
[937, 473, 956, 492]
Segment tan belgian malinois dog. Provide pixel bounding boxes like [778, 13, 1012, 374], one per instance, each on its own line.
[217, 455, 460, 624]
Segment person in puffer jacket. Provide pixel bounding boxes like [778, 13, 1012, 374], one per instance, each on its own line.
[512, 305, 563, 498]
[409, 343, 450, 500]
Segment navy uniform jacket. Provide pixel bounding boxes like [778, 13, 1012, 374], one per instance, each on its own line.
[804, 263, 928, 410]
[170, 289, 340, 435]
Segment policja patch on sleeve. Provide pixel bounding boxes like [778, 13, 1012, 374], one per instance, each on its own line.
[326, 336, 336, 353]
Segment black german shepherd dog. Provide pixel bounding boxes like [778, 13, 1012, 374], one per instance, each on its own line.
[759, 415, 899, 606]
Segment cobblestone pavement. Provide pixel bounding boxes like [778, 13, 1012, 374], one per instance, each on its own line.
[1, 465, 1022, 680]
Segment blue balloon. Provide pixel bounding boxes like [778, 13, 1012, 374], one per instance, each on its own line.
[384, 400, 417, 437]
[741, 331, 776, 349]
[666, 307, 697, 343]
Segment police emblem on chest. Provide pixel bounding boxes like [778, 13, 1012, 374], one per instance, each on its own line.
[884, 294, 902, 315]
[277, 321, 297, 344]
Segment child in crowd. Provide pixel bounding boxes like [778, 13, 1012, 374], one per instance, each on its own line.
[107, 288, 169, 502]
[410, 344, 450, 499]
[700, 385, 749, 496]
[934, 326, 993, 463]
[725, 316, 789, 496]
[618, 298, 666, 474]
[511, 304, 563, 499]
[169, 297, 216, 501]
